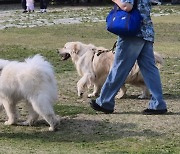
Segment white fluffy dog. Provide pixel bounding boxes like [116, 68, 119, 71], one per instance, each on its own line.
[58, 42, 163, 99]
[0, 55, 59, 131]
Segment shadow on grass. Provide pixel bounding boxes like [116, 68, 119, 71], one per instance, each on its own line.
[114, 111, 180, 115]
[163, 93, 180, 99]
[120, 93, 180, 100]
[0, 118, 163, 143]
[119, 95, 149, 100]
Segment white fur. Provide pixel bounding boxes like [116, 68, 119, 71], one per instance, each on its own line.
[0, 54, 59, 131]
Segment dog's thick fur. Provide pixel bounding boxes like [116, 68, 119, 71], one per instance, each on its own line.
[0, 55, 59, 131]
[58, 42, 163, 99]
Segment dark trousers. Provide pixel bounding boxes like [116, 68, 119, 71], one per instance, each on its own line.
[21, 0, 26, 10]
[40, 0, 49, 9]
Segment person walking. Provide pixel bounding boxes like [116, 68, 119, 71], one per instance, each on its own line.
[89, 0, 167, 115]
[21, 0, 27, 13]
[26, 0, 35, 12]
[40, 0, 49, 13]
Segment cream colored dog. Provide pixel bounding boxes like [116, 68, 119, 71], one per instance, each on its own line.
[0, 55, 59, 131]
[58, 42, 163, 99]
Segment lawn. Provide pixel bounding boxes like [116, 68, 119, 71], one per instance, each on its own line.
[0, 4, 180, 154]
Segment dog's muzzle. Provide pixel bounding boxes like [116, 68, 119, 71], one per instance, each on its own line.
[56, 49, 71, 60]
[61, 53, 71, 60]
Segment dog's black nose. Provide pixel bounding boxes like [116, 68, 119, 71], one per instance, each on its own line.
[56, 49, 59, 54]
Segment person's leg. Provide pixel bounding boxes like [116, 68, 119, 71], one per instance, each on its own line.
[44, 0, 49, 9]
[95, 36, 145, 111]
[40, 0, 49, 12]
[137, 41, 167, 110]
[22, 0, 27, 11]
[40, 0, 44, 9]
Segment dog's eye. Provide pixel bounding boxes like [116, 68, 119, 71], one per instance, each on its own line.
[64, 47, 66, 49]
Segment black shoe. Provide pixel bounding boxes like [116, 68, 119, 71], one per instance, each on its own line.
[89, 100, 114, 114]
[22, 10, 28, 13]
[142, 108, 167, 115]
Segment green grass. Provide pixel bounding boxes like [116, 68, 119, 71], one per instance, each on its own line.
[0, 5, 180, 154]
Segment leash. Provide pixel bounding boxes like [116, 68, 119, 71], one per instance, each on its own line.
[96, 41, 117, 56]
[91, 41, 117, 62]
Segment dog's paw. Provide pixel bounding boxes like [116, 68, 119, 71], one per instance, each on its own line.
[4, 120, 15, 125]
[49, 125, 58, 132]
[49, 127, 55, 131]
[87, 93, 95, 98]
[116, 93, 126, 99]
[138, 94, 149, 99]
[116, 89, 127, 99]
[78, 92, 83, 98]
[88, 92, 99, 98]
[48, 116, 60, 131]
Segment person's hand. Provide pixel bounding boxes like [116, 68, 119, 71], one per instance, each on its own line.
[112, 0, 133, 12]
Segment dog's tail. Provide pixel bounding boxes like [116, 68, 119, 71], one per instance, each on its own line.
[25, 54, 54, 73]
[154, 52, 164, 68]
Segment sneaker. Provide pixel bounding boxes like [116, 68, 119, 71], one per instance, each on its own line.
[142, 108, 167, 115]
[40, 9, 47, 13]
[89, 100, 114, 114]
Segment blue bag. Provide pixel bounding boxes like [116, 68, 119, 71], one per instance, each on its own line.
[106, 2, 142, 36]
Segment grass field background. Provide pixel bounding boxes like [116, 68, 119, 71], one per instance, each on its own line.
[0, 4, 180, 154]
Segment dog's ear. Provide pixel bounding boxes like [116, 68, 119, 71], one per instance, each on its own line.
[73, 43, 81, 54]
